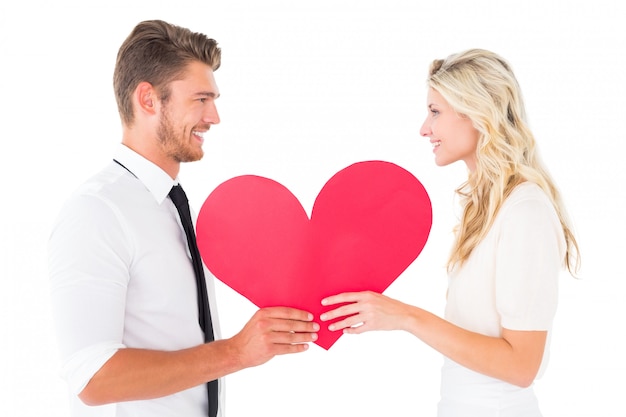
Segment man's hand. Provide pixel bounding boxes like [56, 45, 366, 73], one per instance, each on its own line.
[229, 307, 319, 368]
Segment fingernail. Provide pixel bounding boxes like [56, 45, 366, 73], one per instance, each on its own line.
[328, 324, 335, 331]
[321, 298, 327, 306]
[320, 313, 327, 321]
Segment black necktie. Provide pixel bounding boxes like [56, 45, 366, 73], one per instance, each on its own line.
[169, 184, 218, 417]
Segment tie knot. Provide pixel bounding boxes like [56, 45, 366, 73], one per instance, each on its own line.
[169, 184, 188, 208]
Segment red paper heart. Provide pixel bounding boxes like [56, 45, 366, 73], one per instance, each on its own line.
[197, 161, 432, 349]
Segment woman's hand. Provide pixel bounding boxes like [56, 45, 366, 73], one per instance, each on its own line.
[320, 291, 412, 334]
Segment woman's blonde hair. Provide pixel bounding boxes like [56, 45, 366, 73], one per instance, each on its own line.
[427, 49, 579, 275]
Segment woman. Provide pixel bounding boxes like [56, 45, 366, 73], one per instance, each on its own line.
[320, 49, 580, 416]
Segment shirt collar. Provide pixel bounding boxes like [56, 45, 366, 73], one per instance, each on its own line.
[113, 144, 178, 205]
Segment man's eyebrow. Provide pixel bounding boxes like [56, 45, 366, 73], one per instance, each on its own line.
[196, 91, 220, 99]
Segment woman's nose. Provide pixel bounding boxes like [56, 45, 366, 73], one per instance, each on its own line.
[419, 118, 431, 137]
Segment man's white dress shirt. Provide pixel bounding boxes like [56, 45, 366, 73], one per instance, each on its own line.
[48, 144, 224, 417]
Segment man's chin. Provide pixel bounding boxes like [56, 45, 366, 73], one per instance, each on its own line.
[176, 150, 204, 163]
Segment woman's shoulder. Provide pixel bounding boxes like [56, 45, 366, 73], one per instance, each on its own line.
[504, 181, 552, 208]
[497, 182, 559, 227]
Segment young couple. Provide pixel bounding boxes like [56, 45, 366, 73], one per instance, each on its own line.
[49, 19, 579, 417]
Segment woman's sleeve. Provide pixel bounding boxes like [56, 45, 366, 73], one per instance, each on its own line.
[495, 196, 566, 331]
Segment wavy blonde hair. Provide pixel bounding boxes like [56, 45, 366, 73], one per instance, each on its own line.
[427, 49, 580, 275]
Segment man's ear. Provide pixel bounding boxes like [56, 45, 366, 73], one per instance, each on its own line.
[135, 82, 158, 116]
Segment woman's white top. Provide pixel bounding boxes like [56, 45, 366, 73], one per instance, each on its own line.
[439, 182, 566, 417]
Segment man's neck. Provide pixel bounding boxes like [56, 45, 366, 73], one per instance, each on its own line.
[121, 134, 180, 180]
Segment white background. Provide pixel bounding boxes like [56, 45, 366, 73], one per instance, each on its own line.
[1, 1, 624, 416]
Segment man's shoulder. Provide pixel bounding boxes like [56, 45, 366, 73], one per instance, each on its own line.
[55, 163, 139, 223]
[71, 162, 140, 203]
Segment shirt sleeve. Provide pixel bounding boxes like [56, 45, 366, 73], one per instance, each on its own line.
[48, 192, 131, 394]
[495, 195, 565, 331]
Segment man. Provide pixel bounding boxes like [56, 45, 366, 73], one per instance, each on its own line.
[48, 20, 318, 417]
